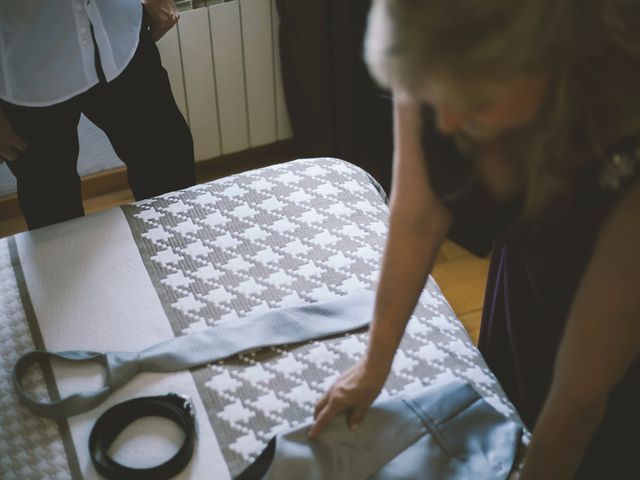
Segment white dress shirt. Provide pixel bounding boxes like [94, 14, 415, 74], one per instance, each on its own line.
[0, 0, 143, 107]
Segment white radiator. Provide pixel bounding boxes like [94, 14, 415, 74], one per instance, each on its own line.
[157, 0, 292, 162]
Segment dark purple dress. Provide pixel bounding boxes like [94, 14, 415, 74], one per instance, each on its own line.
[421, 108, 640, 478]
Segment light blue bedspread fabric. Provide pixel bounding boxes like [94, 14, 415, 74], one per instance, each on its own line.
[237, 380, 522, 480]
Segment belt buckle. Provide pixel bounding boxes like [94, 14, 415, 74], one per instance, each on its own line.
[167, 392, 198, 437]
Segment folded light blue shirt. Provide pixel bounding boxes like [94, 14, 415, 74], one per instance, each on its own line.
[237, 380, 523, 480]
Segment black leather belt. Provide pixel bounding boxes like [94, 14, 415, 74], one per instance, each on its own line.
[89, 393, 197, 480]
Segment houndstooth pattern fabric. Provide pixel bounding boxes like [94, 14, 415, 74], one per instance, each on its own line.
[121, 158, 521, 476]
[0, 240, 71, 480]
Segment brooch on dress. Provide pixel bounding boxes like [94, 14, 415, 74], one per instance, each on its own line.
[599, 145, 640, 191]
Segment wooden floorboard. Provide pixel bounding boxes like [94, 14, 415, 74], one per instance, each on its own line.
[439, 240, 471, 261]
[458, 309, 483, 345]
[0, 215, 26, 237]
[431, 254, 490, 318]
[84, 189, 135, 215]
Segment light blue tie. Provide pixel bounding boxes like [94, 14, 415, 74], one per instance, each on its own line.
[13, 290, 375, 420]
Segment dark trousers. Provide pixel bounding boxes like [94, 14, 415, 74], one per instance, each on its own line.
[2, 10, 195, 230]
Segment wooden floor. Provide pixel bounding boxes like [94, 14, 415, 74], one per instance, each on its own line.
[433, 241, 489, 344]
[0, 187, 489, 345]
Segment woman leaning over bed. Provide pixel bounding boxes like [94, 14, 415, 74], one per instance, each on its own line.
[309, 0, 640, 478]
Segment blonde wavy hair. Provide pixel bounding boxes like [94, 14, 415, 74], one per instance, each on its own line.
[365, 0, 640, 217]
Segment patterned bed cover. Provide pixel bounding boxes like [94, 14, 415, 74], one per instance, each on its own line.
[0, 158, 524, 479]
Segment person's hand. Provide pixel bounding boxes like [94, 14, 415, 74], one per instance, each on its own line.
[142, 0, 179, 42]
[308, 357, 389, 439]
[0, 108, 27, 163]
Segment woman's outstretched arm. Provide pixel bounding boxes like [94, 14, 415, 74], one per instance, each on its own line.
[521, 181, 640, 479]
[309, 97, 452, 438]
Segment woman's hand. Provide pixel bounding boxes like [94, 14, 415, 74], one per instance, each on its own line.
[308, 357, 390, 439]
[0, 106, 27, 163]
[142, 0, 179, 42]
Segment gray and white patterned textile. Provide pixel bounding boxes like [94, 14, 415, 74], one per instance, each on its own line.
[0, 158, 523, 479]
[0, 241, 75, 479]
[120, 158, 521, 475]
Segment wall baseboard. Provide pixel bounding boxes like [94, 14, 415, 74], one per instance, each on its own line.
[0, 139, 297, 222]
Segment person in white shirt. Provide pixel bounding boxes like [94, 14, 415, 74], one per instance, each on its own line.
[0, 0, 195, 229]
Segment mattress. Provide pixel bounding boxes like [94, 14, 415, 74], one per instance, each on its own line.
[0, 158, 525, 479]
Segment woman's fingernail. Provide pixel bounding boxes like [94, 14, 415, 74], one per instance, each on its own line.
[350, 424, 359, 432]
